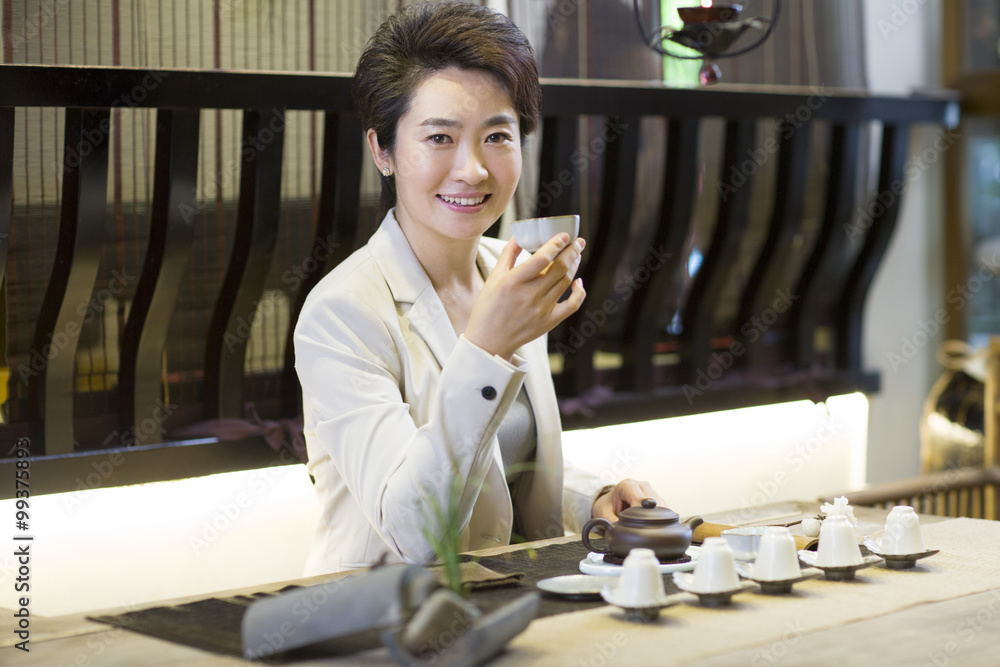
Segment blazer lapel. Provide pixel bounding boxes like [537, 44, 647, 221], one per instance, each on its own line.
[367, 212, 458, 369]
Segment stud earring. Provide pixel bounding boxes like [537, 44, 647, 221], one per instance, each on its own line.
[381, 166, 393, 177]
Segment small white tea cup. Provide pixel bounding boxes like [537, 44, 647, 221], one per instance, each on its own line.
[751, 526, 802, 581]
[613, 548, 665, 607]
[881, 505, 925, 555]
[691, 537, 740, 593]
[721, 526, 766, 560]
[815, 514, 863, 567]
[511, 215, 580, 252]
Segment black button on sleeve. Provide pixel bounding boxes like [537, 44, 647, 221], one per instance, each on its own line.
[481, 386, 497, 400]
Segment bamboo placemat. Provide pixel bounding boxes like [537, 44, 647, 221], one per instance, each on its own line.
[88, 539, 645, 660]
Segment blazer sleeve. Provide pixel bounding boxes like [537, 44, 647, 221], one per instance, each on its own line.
[561, 456, 607, 534]
[295, 290, 527, 565]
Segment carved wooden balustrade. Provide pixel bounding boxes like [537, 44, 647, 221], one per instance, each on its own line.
[0, 65, 957, 497]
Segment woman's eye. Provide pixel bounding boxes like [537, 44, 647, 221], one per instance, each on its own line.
[428, 134, 450, 144]
[487, 132, 513, 143]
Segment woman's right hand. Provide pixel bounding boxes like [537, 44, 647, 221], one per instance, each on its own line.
[464, 233, 586, 361]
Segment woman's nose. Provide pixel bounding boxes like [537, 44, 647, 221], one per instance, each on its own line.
[451, 145, 488, 184]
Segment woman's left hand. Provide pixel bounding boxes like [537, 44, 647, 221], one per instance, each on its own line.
[591, 478, 665, 521]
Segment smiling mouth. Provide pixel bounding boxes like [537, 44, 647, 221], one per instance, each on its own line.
[439, 194, 489, 207]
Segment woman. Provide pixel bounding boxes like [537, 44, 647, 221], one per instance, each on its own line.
[295, 1, 661, 575]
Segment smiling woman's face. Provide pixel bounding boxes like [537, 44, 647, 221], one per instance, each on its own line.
[372, 66, 522, 248]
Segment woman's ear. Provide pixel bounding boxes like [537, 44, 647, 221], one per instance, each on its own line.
[366, 129, 391, 174]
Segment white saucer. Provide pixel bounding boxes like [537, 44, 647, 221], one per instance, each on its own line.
[599, 585, 684, 609]
[599, 586, 688, 621]
[671, 572, 757, 606]
[536, 575, 619, 600]
[579, 546, 699, 576]
[797, 550, 883, 580]
[734, 562, 823, 594]
[862, 536, 939, 570]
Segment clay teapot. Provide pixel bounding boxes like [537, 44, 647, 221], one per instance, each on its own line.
[582, 498, 701, 561]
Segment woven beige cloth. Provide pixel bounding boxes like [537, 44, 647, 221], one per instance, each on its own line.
[489, 518, 1000, 666]
[428, 561, 525, 591]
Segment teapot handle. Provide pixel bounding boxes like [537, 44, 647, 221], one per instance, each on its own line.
[581, 517, 613, 553]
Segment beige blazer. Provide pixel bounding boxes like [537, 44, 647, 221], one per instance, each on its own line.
[295, 211, 602, 575]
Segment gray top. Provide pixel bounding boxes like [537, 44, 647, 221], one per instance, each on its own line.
[497, 386, 537, 540]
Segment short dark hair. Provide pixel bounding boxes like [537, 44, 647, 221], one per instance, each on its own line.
[353, 1, 541, 217]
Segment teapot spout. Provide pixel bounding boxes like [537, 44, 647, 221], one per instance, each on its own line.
[682, 515, 705, 532]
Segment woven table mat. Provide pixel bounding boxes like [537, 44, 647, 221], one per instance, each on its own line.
[88, 540, 639, 660]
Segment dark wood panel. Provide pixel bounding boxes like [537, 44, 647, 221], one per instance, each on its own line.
[118, 110, 201, 445]
[0, 107, 12, 285]
[836, 123, 911, 371]
[26, 108, 112, 455]
[619, 117, 700, 392]
[556, 115, 641, 396]
[534, 115, 580, 218]
[678, 117, 758, 382]
[789, 123, 862, 369]
[0, 66, 356, 112]
[281, 111, 364, 416]
[736, 119, 813, 367]
[203, 108, 285, 419]
[0, 66, 959, 125]
[0, 436, 291, 500]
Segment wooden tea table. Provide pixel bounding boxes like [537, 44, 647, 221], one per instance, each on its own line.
[4, 501, 1000, 666]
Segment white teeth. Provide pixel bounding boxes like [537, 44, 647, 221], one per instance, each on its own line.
[441, 194, 486, 206]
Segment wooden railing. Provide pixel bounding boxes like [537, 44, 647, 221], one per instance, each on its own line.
[821, 466, 1000, 520]
[0, 65, 958, 497]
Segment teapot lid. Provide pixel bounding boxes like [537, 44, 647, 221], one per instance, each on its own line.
[617, 498, 679, 526]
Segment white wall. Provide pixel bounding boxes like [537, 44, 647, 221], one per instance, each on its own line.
[0, 465, 318, 617]
[862, 0, 948, 482]
[562, 394, 870, 522]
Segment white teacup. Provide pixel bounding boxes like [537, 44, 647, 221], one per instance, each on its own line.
[613, 548, 665, 607]
[721, 526, 767, 560]
[691, 537, 740, 593]
[751, 526, 802, 581]
[815, 514, 863, 567]
[511, 215, 580, 252]
[881, 505, 925, 555]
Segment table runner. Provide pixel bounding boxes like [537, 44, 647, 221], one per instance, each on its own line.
[88, 540, 628, 660]
[487, 518, 1000, 666]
